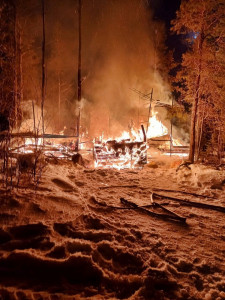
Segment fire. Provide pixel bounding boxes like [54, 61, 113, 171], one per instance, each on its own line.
[172, 138, 183, 146]
[25, 138, 43, 146]
[115, 128, 143, 142]
[147, 112, 168, 138]
[117, 131, 130, 141]
[9, 109, 186, 168]
[93, 112, 171, 169]
[94, 140, 147, 170]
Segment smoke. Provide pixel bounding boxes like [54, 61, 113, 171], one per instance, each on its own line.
[81, 0, 170, 138]
[20, 0, 172, 138]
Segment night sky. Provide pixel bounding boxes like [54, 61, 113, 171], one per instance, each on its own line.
[150, 0, 183, 58]
[151, 0, 181, 24]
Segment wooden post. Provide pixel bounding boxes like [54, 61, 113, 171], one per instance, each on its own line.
[146, 88, 153, 134]
[141, 124, 146, 142]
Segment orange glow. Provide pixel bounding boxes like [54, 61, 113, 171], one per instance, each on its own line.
[147, 112, 168, 138]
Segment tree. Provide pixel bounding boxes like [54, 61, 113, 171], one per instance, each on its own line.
[41, 0, 46, 135]
[0, 0, 17, 128]
[171, 0, 225, 163]
[76, 0, 82, 151]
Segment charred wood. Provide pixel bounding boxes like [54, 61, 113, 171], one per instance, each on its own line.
[120, 198, 186, 223]
[99, 185, 139, 190]
[153, 192, 225, 213]
[152, 188, 216, 200]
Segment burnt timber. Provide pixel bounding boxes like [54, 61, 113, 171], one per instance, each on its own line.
[94, 125, 147, 167]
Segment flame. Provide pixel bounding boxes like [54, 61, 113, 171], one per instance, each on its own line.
[172, 138, 183, 146]
[94, 141, 148, 170]
[11, 110, 185, 168]
[116, 129, 142, 142]
[117, 131, 130, 141]
[146, 112, 168, 138]
[25, 138, 43, 146]
[94, 128, 147, 169]
[93, 112, 170, 169]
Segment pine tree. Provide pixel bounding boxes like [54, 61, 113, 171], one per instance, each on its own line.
[171, 0, 225, 163]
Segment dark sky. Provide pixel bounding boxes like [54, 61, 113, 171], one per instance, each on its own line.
[150, 0, 183, 57]
[151, 0, 181, 26]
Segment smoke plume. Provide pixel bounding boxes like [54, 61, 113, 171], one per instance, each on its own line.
[21, 0, 171, 138]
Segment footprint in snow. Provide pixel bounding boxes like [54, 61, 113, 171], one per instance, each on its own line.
[52, 178, 75, 191]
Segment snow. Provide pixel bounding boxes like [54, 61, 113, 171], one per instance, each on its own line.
[0, 157, 225, 299]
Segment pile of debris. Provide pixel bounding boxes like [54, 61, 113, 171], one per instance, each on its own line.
[94, 125, 148, 169]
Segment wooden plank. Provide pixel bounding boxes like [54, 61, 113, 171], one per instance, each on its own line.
[120, 198, 186, 223]
[152, 188, 216, 199]
[99, 185, 139, 189]
[152, 200, 186, 223]
[153, 192, 225, 213]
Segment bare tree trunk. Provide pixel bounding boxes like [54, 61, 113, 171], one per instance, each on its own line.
[170, 96, 174, 157]
[58, 72, 61, 129]
[55, 22, 62, 131]
[196, 100, 206, 161]
[13, 1, 17, 127]
[15, 13, 22, 127]
[17, 29, 22, 112]
[189, 77, 200, 163]
[78, 0, 82, 103]
[41, 0, 46, 136]
[189, 32, 204, 163]
[75, 0, 82, 151]
[217, 122, 223, 164]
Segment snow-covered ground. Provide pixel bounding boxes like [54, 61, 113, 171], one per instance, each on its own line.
[0, 157, 225, 299]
